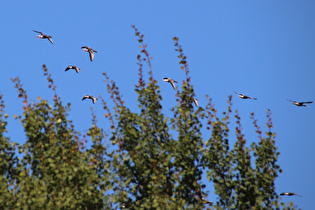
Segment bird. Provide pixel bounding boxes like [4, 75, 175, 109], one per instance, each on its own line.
[202, 198, 214, 205]
[65, 65, 81, 73]
[280, 192, 301, 197]
[33, 30, 54, 44]
[194, 195, 214, 206]
[193, 98, 198, 107]
[82, 95, 98, 104]
[81, 46, 97, 61]
[234, 91, 257, 100]
[287, 99, 313, 107]
[163, 77, 178, 89]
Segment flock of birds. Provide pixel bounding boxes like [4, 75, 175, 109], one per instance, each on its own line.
[33, 30, 307, 201]
[162, 77, 313, 108]
[33, 30, 99, 104]
[33, 30, 313, 108]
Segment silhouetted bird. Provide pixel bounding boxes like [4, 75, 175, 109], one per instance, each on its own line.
[163, 77, 178, 89]
[202, 198, 214, 205]
[81, 46, 97, 61]
[33, 30, 54, 44]
[82, 95, 98, 104]
[234, 91, 257, 100]
[280, 192, 301, 197]
[287, 99, 313, 107]
[65, 66, 81, 73]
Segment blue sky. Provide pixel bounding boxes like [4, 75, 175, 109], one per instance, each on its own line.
[1, 1, 314, 209]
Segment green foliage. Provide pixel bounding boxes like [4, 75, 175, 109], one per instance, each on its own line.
[0, 26, 298, 209]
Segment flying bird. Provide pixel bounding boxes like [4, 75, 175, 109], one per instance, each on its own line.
[163, 77, 178, 89]
[81, 46, 97, 61]
[287, 99, 313, 107]
[82, 95, 98, 104]
[65, 65, 81, 73]
[33, 30, 54, 44]
[234, 91, 257, 100]
[193, 98, 198, 107]
[202, 198, 214, 205]
[280, 192, 301, 197]
[194, 195, 214, 206]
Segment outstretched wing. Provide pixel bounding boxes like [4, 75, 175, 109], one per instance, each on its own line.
[33, 30, 43, 34]
[234, 91, 241, 95]
[89, 51, 94, 61]
[301, 101, 313, 104]
[48, 37, 54, 44]
[287, 99, 296, 103]
[170, 81, 176, 89]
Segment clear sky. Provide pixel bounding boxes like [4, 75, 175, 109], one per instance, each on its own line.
[1, 1, 314, 209]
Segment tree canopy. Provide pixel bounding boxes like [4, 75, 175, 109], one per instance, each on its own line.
[0, 26, 298, 209]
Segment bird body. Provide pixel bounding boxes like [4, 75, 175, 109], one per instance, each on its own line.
[287, 99, 313, 107]
[202, 198, 214, 205]
[81, 46, 97, 61]
[82, 95, 98, 104]
[65, 65, 81, 73]
[163, 77, 178, 90]
[234, 91, 257, 100]
[280, 192, 301, 197]
[33, 30, 54, 44]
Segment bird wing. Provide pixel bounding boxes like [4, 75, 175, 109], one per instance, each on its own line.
[48, 37, 54, 44]
[89, 51, 94, 61]
[287, 99, 297, 103]
[301, 101, 313, 104]
[82, 96, 87, 101]
[234, 91, 241, 95]
[170, 81, 176, 89]
[33, 30, 43, 34]
[81, 46, 88, 49]
[92, 97, 96, 104]
[65, 67, 70, 71]
[75, 67, 80, 73]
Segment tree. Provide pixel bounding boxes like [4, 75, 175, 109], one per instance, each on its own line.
[0, 26, 298, 209]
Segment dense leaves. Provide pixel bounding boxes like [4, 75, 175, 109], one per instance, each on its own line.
[0, 26, 298, 209]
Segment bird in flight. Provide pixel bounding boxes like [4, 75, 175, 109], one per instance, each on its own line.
[193, 98, 198, 107]
[82, 95, 98, 104]
[163, 77, 178, 90]
[65, 66, 81, 73]
[33, 30, 54, 44]
[287, 99, 313, 107]
[202, 198, 214, 205]
[81, 46, 97, 61]
[280, 192, 301, 197]
[234, 91, 257, 100]
[194, 195, 214, 206]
